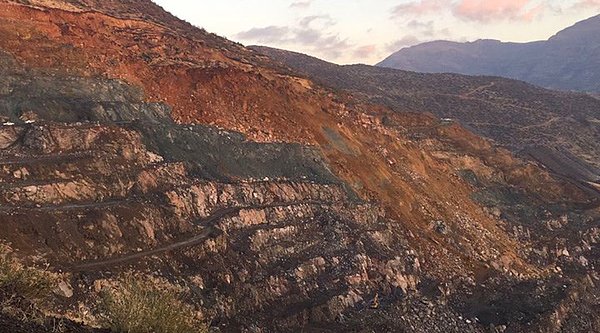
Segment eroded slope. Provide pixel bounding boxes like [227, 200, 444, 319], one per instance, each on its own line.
[0, 1, 598, 332]
[251, 46, 600, 192]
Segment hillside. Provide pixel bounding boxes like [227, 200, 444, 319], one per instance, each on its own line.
[251, 46, 600, 194]
[0, 1, 598, 332]
[378, 15, 600, 92]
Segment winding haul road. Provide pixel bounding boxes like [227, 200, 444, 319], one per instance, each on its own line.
[70, 201, 325, 271]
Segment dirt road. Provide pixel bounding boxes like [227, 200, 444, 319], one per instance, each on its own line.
[70, 201, 325, 271]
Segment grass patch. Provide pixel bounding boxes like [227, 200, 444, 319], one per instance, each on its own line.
[99, 274, 206, 333]
[0, 244, 56, 323]
[0, 245, 54, 301]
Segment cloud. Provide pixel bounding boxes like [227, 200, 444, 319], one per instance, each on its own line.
[235, 26, 290, 44]
[573, 0, 600, 8]
[520, 3, 546, 21]
[385, 36, 422, 52]
[406, 20, 436, 36]
[407, 20, 434, 29]
[391, 0, 545, 22]
[299, 15, 336, 28]
[392, 0, 445, 16]
[290, 1, 311, 9]
[547, 0, 600, 14]
[387, 20, 449, 50]
[235, 18, 350, 60]
[353, 44, 378, 59]
[453, 0, 540, 22]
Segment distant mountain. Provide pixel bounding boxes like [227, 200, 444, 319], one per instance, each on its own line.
[378, 15, 600, 92]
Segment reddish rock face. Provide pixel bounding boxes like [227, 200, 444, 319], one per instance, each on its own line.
[0, 1, 598, 332]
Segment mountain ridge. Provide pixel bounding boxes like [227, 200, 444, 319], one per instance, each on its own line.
[378, 14, 600, 92]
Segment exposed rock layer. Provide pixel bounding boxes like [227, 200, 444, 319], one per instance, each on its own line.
[0, 1, 597, 332]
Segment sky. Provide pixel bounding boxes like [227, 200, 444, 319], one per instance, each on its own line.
[151, 0, 600, 65]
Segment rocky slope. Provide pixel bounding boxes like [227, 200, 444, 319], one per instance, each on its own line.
[251, 46, 600, 196]
[0, 1, 598, 332]
[378, 15, 600, 93]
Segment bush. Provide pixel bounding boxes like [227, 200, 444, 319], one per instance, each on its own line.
[99, 275, 206, 333]
[0, 244, 55, 323]
[0, 244, 54, 301]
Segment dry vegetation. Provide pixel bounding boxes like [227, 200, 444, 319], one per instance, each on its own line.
[99, 274, 206, 333]
[0, 244, 206, 332]
[0, 244, 56, 324]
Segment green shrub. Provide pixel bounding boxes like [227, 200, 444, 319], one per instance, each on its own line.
[99, 275, 206, 333]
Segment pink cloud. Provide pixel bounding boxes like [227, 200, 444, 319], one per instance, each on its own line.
[574, 0, 600, 8]
[453, 0, 537, 22]
[520, 4, 546, 22]
[392, 0, 547, 22]
[353, 44, 378, 59]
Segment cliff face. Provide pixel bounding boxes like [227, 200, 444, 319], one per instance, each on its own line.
[0, 1, 599, 332]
